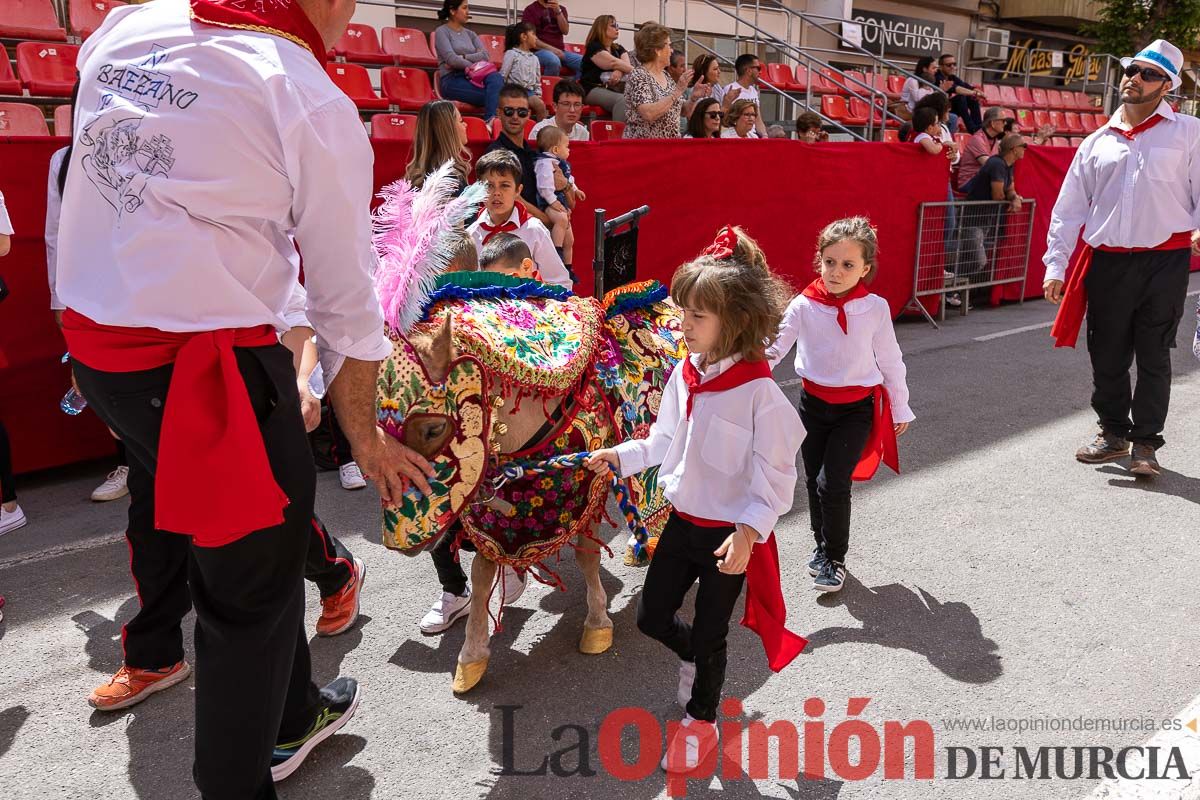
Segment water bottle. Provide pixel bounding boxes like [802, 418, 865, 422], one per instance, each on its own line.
[61, 387, 88, 415]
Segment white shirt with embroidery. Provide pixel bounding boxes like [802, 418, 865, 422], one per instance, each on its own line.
[466, 207, 571, 289]
[612, 353, 804, 540]
[1044, 100, 1200, 282]
[55, 0, 391, 382]
[767, 293, 916, 424]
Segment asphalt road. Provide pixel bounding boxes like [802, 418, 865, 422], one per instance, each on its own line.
[2, 282, 1200, 800]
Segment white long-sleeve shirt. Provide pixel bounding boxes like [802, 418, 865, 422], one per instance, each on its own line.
[45, 146, 68, 310]
[56, 0, 391, 381]
[533, 155, 575, 208]
[1043, 100, 1200, 282]
[612, 354, 804, 539]
[467, 207, 571, 288]
[767, 293, 916, 424]
[0, 189, 13, 235]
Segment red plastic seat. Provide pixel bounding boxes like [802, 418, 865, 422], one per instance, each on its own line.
[844, 70, 868, 95]
[1051, 136, 1070, 147]
[16, 42, 78, 97]
[817, 67, 847, 95]
[886, 74, 905, 100]
[1013, 86, 1034, 109]
[822, 95, 867, 125]
[432, 71, 481, 115]
[565, 43, 586, 56]
[380, 66, 433, 111]
[847, 96, 881, 125]
[464, 115, 491, 143]
[953, 131, 971, 149]
[590, 120, 624, 141]
[0, 0, 67, 40]
[998, 85, 1019, 107]
[1033, 109, 1053, 130]
[1079, 113, 1098, 134]
[0, 45, 21, 96]
[325, 63, 389, 110]
[370, 113, 417, 140]
[53, 102, 70, 135]
[1048, 110, 1068, 133]
[1046, 89, 1067, 110]
[790, 64, 811, 93]
[1062, 111, 1084, 135]
[69, 0, 125, 39]
[1069, 136, 1084, 147]
[1075, 91, 1096, 111]
[763, 63, 800, 92]
[478, 34, 505, 66]
[871, 73, 899, 101]
[1092, 111, 1107, 128]
[882, 129, 899, 143]
[381, 27, 438, 68]
[1029, 87, 1048, 109]
[332, 23, 391, 65]
[1014, 108, 1034, 131]
[0, 101, 49, 135]
[981, 85, 1002, 106]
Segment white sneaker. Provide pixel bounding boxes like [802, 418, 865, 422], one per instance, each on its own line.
[500, 566, 527, 606]
[91, 466, 130, 502]
[339, 462, 367, 490]
[677, 660, 696, 709]
[419, 589, 471, 634]
[661, 714, 720, 772]
[0, 505, 27, 536]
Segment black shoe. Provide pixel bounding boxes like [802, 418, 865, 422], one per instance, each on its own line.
[806, 546, 827, 577]
[813, 560, 846, 593]
[1075, 431, 1131, 464]
[1129, 443, 1161, 478]
[271, 677, 361, 782]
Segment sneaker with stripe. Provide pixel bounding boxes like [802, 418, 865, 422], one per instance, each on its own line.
[271, 677, 361, 782]
[806, 546, 827, 577]
[813, 559, 846, 593]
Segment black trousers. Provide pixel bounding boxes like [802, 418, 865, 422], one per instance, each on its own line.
[1085, 248, 1191, 449]
[636, 512, 745, 723]
[0, 420, 15, 503]
[74, 344, 321, 800]
[798, 390, 874, 565]
[430, 522, 470, 596]
[325, 404, 354, 467]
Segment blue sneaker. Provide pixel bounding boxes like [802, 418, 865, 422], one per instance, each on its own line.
[806, 546, 827, 577]
[271, 677, 360, 782]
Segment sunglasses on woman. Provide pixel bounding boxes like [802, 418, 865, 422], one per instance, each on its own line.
[1124, 64, 1168, 83]
[705, 111, 721, 119]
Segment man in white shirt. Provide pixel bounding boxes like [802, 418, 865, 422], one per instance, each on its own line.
[56, 0, 433, 795]
[528, 78, 590, 141]
[1043, 39, 1200, 477]
[721, 53, 768, 138]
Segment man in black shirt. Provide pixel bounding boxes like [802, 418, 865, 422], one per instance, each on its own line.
[485, 84, 552, 225]
[935, 53, 984, 133]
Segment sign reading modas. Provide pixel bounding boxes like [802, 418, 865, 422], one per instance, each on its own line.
[843, 9, 945, 58]
[1000, 37, 1102, 84]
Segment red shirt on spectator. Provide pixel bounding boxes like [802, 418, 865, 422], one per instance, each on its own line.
[957, 128, 1000, 191]
[522, 0, 567, 51]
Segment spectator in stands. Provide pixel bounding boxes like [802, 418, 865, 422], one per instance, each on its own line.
[486, 84, 553, 224]
[405, 100, 473, 192]
[534, 126, 583, 269]
[721, 53, 768, 137]
[914, 91, 959, 163]
[684, 97, 722, 138]
[622, 22, 690, 140]
[468, 150, 571, 287]
[957, 105, 1007, 192]
[0, 189, 22, 539]
[501, 22, 548, 120]
[935, 53, 984, 133]
[766, 124, 788, 139]
[530, 79, 590, 140]
[667, 50, 687, 83]
[960, 133, 1026, 283]
[721, 99, 760, 138]
[581, 15, 633, 121]
[683, 53, 725, 119]
[521, 0, 583, 77]
[901, 57, 937, 114]
[911, 107, 944, 154]
[795, 110, 828, 143]
[436, 0, 505, 124]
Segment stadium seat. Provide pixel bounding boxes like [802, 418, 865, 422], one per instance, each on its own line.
[590, 120, 624, 141]
[817, 67, 847, 95]
[0, 0, 67, 40]
[763, 63, 800, 92]
[0, 45, 21, 96]
[0, 101, 49, 136]
[953, 131, 971, 149]
[1029, 87, 1048, 109]
[1048, 110, 1068, 133]
[16, 42, 78, 97]
[821, 95, 867, 126]
[1091, 111, 1107, 129]
[1074, 91, 1096, 111]
[1013, 86, 1034, 109]
[848, 96, 883, 126]
[871, 73, 900, 101]
[69, 0, 125, 39]
[1069, 136, 1084, 147]
[998, 85, 1019, 107]
[1033, 109, 1053, 130]
[981, 84, 1002, 106]
[790, 64, 811, 93]
[1045, 89, 1067, 110]
[370, 113, 417, 140]
[564, 43, 586, 57]
[53, 102, 70, 135]
[432, 71, 482, 115]
[478, 34, 505, 66]
[381, 67, 432, 111]
[1079, 113, 1098, 134]
[1062, 112, 1084, 135]
[381, 27, 438, 68]
[1014, 108, 1034, 131]
[1050, 136, 1070, 147]
[882, 129, 900, 143]
[464, 115, 491, 143]
[332, 23, 391, 65]
[325, 63, 389, 110]
[844, 70, 869, 95]
[886, 74, 905, 99]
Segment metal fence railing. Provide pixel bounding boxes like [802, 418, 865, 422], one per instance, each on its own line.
[904, 199, 1036, 328]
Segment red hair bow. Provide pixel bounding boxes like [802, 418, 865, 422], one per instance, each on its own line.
[700, 227, 738, 259]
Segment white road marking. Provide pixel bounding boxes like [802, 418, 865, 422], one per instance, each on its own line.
[1088, 693, 1200, 799]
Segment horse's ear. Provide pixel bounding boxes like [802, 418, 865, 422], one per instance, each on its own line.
[430, 313, 453, 379]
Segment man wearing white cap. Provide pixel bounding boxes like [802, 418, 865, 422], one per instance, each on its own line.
[1043, 39, 1200, 478]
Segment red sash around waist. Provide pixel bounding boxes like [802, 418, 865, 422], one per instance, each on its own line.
[801, 379, 900, 481]
[62, 309, 289, 547]
[1051, 231, 1193, 349]
[674, 510, 808, 672]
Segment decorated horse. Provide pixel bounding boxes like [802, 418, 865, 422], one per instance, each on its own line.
[371, 164, 686, 693]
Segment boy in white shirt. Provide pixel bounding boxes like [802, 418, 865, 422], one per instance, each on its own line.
[468, 149, 572, 289]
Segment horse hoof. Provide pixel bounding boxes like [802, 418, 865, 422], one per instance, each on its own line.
[579, 626, 613, 654]
[452, 658, 489, 693]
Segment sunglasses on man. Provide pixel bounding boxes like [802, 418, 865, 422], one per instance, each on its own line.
[1124, 64, 1168, 83]
[502, 107, 531, 118]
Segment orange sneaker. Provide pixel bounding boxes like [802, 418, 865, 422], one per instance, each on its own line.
[316, 558, 366, 637]
[88, 661, 191, 711]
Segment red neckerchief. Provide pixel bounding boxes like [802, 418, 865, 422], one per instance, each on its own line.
[801, 278, 870, 334]
[189, 0, 328, 66]
[479, 204, 530, 244]
[1108, 110, 1166, 141]
[62, 309, 289, 546]
[680, 356, 771, 419]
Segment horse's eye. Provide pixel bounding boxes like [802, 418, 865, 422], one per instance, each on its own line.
[425, 423, 447, 440]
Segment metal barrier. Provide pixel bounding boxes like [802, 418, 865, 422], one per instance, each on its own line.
[904, 199, 1036, 328]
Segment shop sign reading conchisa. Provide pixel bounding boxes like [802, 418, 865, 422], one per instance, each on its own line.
[1000, 36, 1103, 83]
